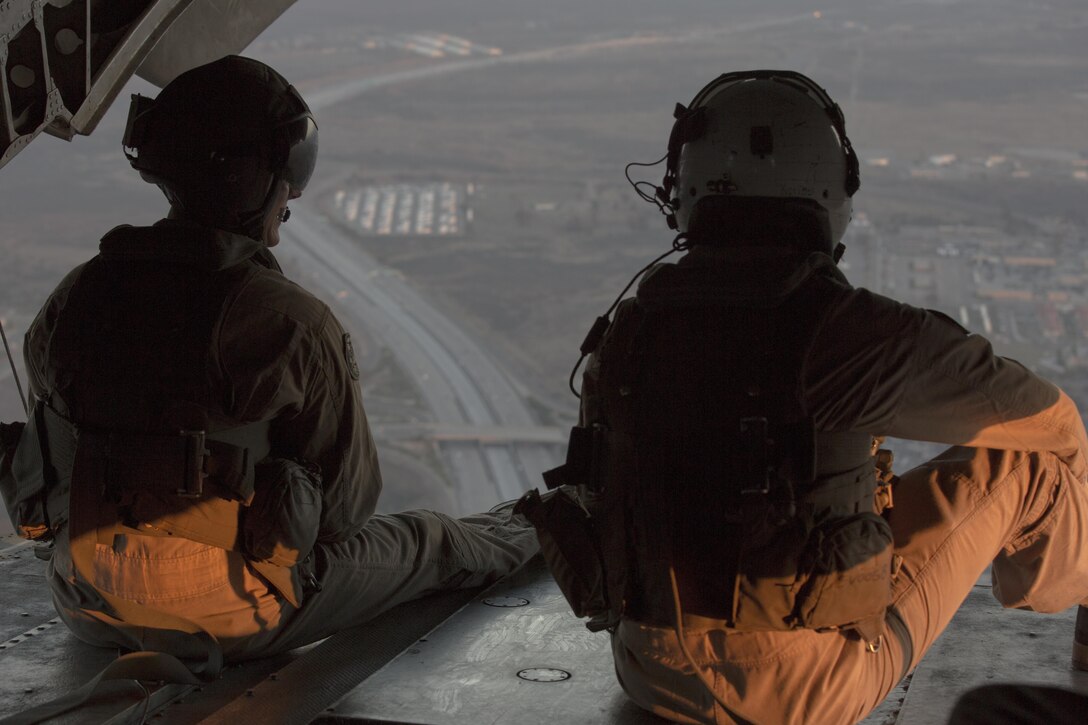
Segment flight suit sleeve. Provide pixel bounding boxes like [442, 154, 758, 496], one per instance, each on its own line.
[894, 310, 1087, 476]
[23, 265, 86, 402]
[221, 267, 381, 543]
[280, 310, 381, 543]
[805, 289, 1087, 477]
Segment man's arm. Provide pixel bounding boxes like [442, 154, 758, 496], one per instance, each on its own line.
[222, 273, 381, 543]
[23, 266, 86, 402]
[805, 288, 1087, 476]
[273, 310, 381, 542]
[894, 310, 1086, 475]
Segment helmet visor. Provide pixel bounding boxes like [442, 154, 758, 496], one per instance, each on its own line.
[282, 115, 319, 193]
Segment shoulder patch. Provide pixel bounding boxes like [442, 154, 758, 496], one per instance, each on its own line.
[343, 333, 360, 380]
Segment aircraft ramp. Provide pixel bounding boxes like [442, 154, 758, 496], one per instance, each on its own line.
[2, 531, 1087, 724]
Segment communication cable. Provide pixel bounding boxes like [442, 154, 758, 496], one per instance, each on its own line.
[668, 567, 754, 725]
[567, 233, 690, 398]
[624, 152, 672, 218]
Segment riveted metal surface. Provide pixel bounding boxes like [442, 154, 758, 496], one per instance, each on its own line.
[0, 526, 488, 725]
[0, 616, 62, 651]
[0, 1, 35, 39]
[0, 605, 145, 724]
[516, 667, 571, 682]
[67, 0, 191, 134]
[196, 585, 485, 725]
[0, 536, 57, 644]
[482, 596, 529, 608]
[315, 558, 668, 724]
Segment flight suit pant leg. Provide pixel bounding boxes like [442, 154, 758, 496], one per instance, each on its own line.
[610, 446, 1088, 725]
[887, 445, 1088, 677]
[225, 509, 539, 659]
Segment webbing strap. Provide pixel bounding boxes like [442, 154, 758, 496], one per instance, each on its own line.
[46, 403, 300, 606]
[0, 315, 28, 417]
[802, 458, 877, 510]
[0, 651, 199, 725]
[68, 413, 272, 504]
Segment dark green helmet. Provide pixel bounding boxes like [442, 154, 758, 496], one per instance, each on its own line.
[123, 55, 318, 239]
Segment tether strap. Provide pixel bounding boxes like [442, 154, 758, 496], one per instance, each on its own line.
[0, 651, 201, 725]
[0, 316, 28, 416]
[73, 417, 272, 504]
[885, 605, 915, 682]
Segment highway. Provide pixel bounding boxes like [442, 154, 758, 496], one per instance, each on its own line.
[277, 12, 821, 511]
[277, 211, 559, 512]
[304, 13, 818, 113]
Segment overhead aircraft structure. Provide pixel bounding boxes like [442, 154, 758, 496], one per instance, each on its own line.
[0, 0, 296, 170]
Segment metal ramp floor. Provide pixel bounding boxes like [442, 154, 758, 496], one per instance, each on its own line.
[2, 533, 1085, 724]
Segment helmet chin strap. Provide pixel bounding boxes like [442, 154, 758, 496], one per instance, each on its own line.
[160, 171, 281, 243]
[238, 172, 285, 241]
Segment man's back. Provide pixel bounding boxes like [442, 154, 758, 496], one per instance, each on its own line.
[527, 69, 1088, 724]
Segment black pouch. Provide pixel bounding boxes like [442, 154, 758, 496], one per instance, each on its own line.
[242, 458, 323, 568]
[795, 512, 894, 630]
[730, 510, 893, 635]
[0, 421, 29, 535]
[3, 401, 75, 541]
[516, 488, 609, 619]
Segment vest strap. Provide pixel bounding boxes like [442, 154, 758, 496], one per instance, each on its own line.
[69, 414, 271, 504]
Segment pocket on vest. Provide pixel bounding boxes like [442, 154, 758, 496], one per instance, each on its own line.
[517, 488, 608, 619]
[242, 458, 323, 568]
[795, 512, 894, 629]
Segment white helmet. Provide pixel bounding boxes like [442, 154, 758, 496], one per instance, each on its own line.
[662, 70, 859, 250]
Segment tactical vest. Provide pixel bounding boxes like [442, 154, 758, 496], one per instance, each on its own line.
[526, 261, 893, 642]
[17, 226, 319, 606]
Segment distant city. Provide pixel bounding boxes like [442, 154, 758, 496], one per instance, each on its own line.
[2, 0, 1086, 483]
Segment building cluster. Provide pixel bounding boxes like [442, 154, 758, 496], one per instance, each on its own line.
[850, 213, 1088, 463]
[374, 33, 502, 58]
[331, 181, 469, 237]
[864, 219, 1088, 386]
[864, 150, 1088, 184]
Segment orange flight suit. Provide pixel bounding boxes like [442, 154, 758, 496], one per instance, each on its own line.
[580, 245, 1088, 725]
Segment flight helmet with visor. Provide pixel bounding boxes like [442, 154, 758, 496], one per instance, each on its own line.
[661, 70, 859, 255]
[123, 55, 318, 241]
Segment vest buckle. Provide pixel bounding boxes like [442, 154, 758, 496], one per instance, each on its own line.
[177, 430, 207, 498]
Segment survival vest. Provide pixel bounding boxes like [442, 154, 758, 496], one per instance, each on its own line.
[5, 224, 320, 607]
[521, 259, 894, 643]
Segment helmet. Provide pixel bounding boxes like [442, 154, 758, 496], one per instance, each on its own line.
[122, 55, 318, 240]
[662, 70, 859, 251]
